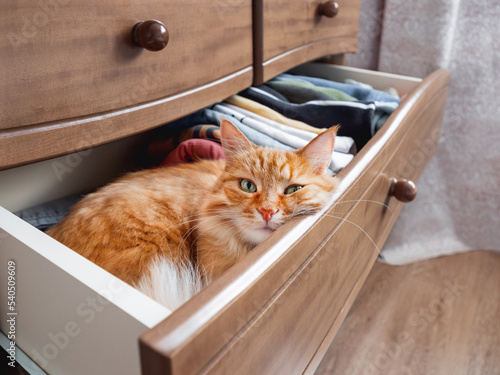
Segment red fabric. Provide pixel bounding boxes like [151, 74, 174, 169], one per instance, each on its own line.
[159, 139, 225, 167]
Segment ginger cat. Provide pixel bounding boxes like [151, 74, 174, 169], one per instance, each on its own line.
[47, 119, 339, 310]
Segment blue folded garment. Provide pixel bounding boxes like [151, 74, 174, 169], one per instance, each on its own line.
[15, 194, 82, 231]
[275, 73, 401, 103]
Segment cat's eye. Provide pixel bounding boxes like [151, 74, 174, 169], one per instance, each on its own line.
[239, 179, 257, 193]
[284, 185, 303, 195]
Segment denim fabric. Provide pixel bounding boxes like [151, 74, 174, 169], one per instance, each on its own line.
[15, 194, 83, 231]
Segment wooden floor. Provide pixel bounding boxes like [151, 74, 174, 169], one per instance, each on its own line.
[314, 251, 500, 375]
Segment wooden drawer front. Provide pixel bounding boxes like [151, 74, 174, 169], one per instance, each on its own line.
[301, 69, 450, 373]
[0, 0, 252, 170]
[1, 0, 252, 130]
[139, 68, 450, 375]
[255, 0, 360, 83]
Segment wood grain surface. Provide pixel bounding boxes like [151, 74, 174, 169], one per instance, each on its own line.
[0, 0, 252, 129]
[302, 68, 450, 375]
[0, 67, 252, 171]
[255, 0, 359, 84]
[315, 251, 500, 375]
[139, 69, 450, 375]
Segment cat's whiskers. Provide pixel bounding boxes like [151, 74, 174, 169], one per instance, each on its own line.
[190, 215, 241, 252]
[142, 207, 231, 244]
[279, 197, 388, 256]
[136, 212, 210, 256]
[176, 197, 392, 260]
[177, 208, 239, 252]
[320, 212, 382, 255]
[142, 208, 236, 256]
[283, 195, 301, 225]
[330, 199, 392, 212]
[176, 213, 224, 252]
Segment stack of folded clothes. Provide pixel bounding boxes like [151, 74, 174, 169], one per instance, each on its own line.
[240, 73, 400, 149]
[150, 72, 400, 173]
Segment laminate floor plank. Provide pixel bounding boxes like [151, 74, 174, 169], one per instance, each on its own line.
[314, 251, 500, 375]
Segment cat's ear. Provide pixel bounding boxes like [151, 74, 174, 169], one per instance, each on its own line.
[298, 126, 338, 174]
[220, 118, 253, 160]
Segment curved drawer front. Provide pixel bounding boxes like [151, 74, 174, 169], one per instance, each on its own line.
[0, 0, 252, 169]
[139, 68, 450, 375]
[255, 0, 360, 83]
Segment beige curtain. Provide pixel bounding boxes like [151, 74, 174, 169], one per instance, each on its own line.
[347, 0, 500, 264]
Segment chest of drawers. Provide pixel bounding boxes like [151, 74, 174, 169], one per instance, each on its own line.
[0, 1, 449, 374]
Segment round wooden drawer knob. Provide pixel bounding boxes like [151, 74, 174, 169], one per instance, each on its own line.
[318, 1, 339, 18]
[390, 178, 417, 202]
[132, 20, 169, 52]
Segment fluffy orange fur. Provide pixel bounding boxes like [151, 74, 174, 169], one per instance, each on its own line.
[47, 119, 339, 289]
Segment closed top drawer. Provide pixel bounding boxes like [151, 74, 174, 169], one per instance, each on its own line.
[0, 0, 253, 170]
[255, 0, 360, 83]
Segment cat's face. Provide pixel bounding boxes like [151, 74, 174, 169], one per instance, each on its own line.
[213, 119, 338, 245]
[220, 147, 337, 244]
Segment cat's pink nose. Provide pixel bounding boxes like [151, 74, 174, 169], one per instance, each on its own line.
[258, 208, 277, 222]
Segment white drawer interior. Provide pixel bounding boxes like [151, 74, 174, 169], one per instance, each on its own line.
[0, 208, 170, 375]
[0, 133, 150, 213]
[0, 132, 170, 374]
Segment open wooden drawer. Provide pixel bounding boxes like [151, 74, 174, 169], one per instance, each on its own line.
[0, 64, 450, 375]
